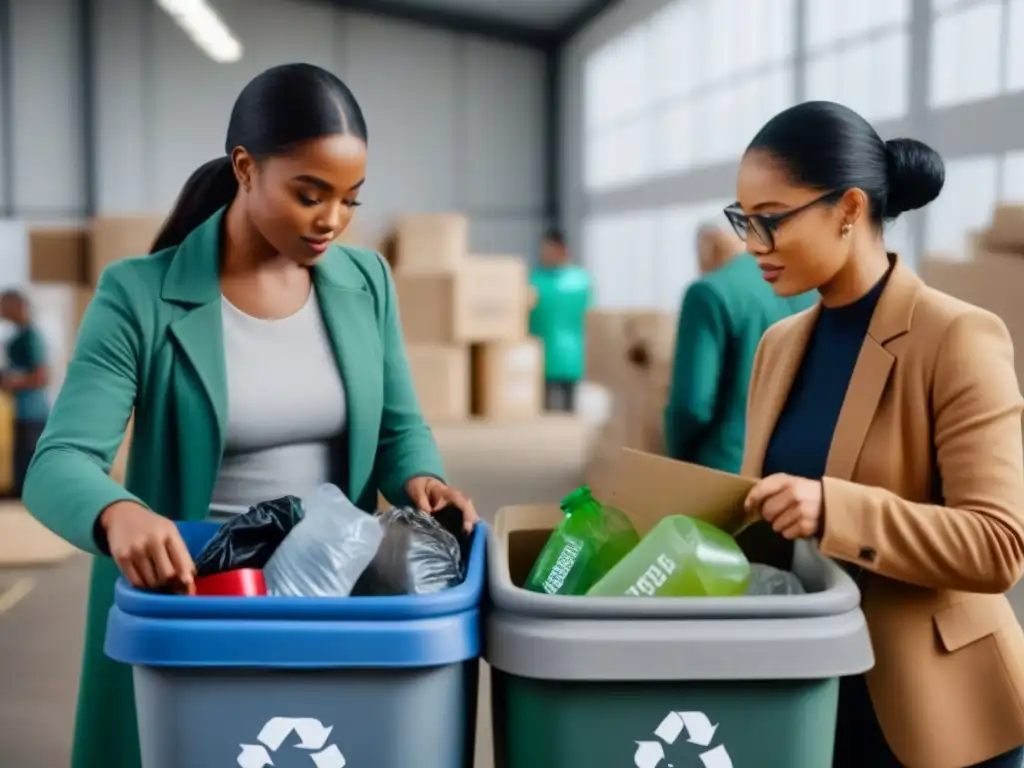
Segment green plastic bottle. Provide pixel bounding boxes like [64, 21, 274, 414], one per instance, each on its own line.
[524, 486, 640, 596]
[587, 515, 751, 598]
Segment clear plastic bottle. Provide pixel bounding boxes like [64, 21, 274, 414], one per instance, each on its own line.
[587, 515, 750, 598]
[523, 486, 640, 596]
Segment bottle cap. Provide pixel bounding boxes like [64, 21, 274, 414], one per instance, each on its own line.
[560, 485, 595, 513]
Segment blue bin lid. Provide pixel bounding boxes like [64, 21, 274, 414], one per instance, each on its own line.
[104, 521, 486, 669]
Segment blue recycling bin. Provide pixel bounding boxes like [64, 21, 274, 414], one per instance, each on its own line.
[105, 520, 486, 768]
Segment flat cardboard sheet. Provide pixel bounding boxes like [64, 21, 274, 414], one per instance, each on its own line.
[605, 448, 756, 535]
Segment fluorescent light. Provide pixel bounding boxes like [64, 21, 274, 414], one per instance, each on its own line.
[156, 0, 243, 63]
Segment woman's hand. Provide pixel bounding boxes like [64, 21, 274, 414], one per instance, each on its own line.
[404, 476, 479, 533]
[743, 473, 824, 541]
[99, 501, 196, 592]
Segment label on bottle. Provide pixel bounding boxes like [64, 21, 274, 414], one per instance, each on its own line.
[542, 537, 585, 595]
[624, 553, 678, 596]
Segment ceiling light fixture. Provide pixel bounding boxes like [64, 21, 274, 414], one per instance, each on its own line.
[156, 0, 243, 64]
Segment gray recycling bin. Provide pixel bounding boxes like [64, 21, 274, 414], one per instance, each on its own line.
[484, 505, 874, 768]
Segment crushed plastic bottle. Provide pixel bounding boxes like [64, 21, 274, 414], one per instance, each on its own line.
[523, 486, 640, 596]
[587, 515, 750, 598]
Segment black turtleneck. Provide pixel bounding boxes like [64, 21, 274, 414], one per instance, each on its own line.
[761, 268, 891, 481]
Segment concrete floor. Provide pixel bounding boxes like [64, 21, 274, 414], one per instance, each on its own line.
[0, 416, 597, 768]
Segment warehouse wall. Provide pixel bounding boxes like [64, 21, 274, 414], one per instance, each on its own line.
[561, 0, 1024, 310]
[3, 0, 547, 257]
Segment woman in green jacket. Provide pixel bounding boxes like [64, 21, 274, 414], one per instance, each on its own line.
[23, 63, 477, 768]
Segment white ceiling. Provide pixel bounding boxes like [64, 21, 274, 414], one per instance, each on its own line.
[380, 0, 597, 31]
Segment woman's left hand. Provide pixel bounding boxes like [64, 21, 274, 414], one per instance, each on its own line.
[744, 473, 824, 540]
[404, 476, 479, 533]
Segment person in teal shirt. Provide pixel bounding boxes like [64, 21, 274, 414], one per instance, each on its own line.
[664, 224, 815, 473]
[529, 229, 591, 412]
[1, 290, 50, 495]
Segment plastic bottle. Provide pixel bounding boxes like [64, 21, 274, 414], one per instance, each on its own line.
[524, 486, 640, 596]
[587, 515, 750, 598]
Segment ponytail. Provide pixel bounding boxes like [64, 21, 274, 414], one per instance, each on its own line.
[150, 157, 238, 253]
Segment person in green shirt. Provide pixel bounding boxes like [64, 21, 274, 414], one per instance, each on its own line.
[664, 224, 815, 473]
[529, 229, 592, 412]
[1, 290, 50, 496]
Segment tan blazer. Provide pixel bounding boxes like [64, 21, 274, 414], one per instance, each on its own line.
[741, 258, 1024, 768]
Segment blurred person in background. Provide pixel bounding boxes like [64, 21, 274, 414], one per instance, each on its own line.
[0, 290, 49, 497]
[530, 228, 591, 412]
[22, 63, 478, 768]
[663, 225, 814, 473]
[734, 101, 1024, 768]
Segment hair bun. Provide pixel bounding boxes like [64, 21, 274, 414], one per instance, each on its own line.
[884, 138, 945, 218]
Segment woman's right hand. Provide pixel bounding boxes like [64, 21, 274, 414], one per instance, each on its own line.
[99, 501, 196, 592]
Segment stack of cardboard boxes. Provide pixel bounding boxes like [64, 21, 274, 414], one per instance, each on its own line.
[582, 309, 677, 494]
[918, 204, 1024, 389]
[387, 213, 543, 424]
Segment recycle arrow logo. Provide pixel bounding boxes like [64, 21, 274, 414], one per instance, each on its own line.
[634, 711, 733, 768]
[237, 717, 346, 768]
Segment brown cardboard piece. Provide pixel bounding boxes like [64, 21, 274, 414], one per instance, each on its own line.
[605, 448, 756, 535]
[492, 503, 564, 587]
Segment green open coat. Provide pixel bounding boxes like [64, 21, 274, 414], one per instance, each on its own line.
[22, 209, 445, 768]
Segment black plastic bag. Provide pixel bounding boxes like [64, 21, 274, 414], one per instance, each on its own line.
[352, 505, 467, 596]
[194, 496, 305, 578]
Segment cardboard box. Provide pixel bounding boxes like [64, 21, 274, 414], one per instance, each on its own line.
[389, 213, 467, 274]
[396, 256, 529, 344]
[471, 337, 544, 420]
[29, 227, 88, 284]
[585, 310, 677, 388]
[406, 344, 470, 423]
[0, 393, 12, 494]
[583, 309, 676, 487]
[90, 216, 166, 285]
[919, 251, 1024, 385]
[984, 205, 1024, 253]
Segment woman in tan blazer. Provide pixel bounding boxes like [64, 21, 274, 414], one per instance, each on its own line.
[725, 101, 1024, 768]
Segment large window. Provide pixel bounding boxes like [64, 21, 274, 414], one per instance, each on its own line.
[804, 0, 912, 122]
[650, 0, 796, 171]
[584, 199, 732, 311]
[924, 155, 1000, 255]
[584, 0, 797, 193]
[584, 24, 656, 192]
[929, 0, 1017, 108]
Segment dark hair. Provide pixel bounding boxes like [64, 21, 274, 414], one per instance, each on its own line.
[543, 228, 565, 246]
[151, 63, 367, 253]
[746, 101, 945, 226]
[0, 289, 26, 305]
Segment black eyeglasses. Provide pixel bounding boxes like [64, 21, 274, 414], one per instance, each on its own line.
[723, 189, 846, 252]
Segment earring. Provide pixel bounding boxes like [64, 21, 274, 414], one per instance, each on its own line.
[841, 223, 852, 238]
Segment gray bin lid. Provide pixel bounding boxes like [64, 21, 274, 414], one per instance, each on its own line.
[484, 505, 875, 681]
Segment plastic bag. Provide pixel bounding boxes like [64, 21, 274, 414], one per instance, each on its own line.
[744, 564, 806, 596]
[263, 484, 384, 597]
[352, 506, 465, 596]
[194, 496, 305, 578]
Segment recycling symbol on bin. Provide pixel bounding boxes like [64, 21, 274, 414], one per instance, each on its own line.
[634, 711, 733, 768]
[237, 717, 346, 768]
